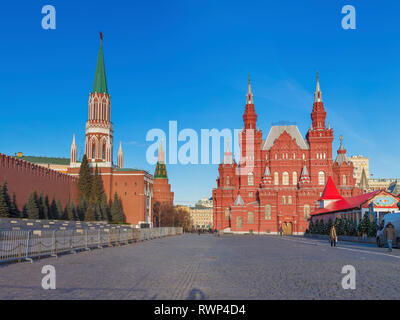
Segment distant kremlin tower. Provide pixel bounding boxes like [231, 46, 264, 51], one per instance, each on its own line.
[213, 74, 362, 235]
[153, 141, 174, 205]
[68, 34, 173, 225]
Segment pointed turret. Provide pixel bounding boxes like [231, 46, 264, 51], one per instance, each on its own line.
[158, 139, 165, 164]
[310, 71, 326, 130]
[246, 73, 253, 105]
[70, 134, 77, 165]
[319, 176, 343, 200]
[334, 135, 351, 165]
[92, 32, 108, 94]
[359, 167, 369, 190]
[299, 163, 311, 185]
[243, 74, 257, 129]
[117, 141, 123, 168]
[314, 71, 322, 102]
[261, 165, 273, 186]
[223, 139, 233, 165]
[154, 141, 168, 179]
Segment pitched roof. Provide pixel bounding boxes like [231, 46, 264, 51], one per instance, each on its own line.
[92, 41, 108, 94]
[261, 125, 309, 150]
[319, 176, 343, 201]
[21, 156, 70, 165]
[234, 194, 244, 206]
[311, 190, 381, 216]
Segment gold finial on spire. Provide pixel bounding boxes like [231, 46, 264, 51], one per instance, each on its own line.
[317, 71, 319, 82]
[339, 134, 343, 142]
[249, 73, 251, 85]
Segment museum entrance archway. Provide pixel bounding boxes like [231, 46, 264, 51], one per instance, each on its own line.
[282, 222, 293, 235]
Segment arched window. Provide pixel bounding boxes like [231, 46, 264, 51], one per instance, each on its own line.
[92, 143, 96, 159]
[282, 196, 286, 204]
[225, 208, 230, 221]
[226, 176, 230, 186]
[304, 205, 311, 220]
[302, 153, 305, 160]
[318, 171, 325, 185]
[274, 172, 279, 185]
[236, 216, 242, 229]
[102, 144, 105, 160]
[317, 153, 319, 159]
[292, 172, 297, 185]
[94, 102, 98, 120]
[275, 153, 278, 160]
[248, 212, 254, 224]
[324, 153, 326, 159]
[288, 196, 292, 204]
[282, 172, 289, 185]
[293, 153, 296, 160]
[102, 103, 106, 120]
[265, 205, 271, 220]
[342, 174, 347, 186]
[248, 172, 254, 186]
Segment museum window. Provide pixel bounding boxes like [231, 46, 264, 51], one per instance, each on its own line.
[274, 172, 279, 185]
[226, 176, 230, 186]
[318, 171, 325, 185]
[248, 172, 254, 186]
[342, 174, 347, 186]
[282, 196, 286, 204]
[293, 153, 296, 160]
[225, 208, 230, 221]
[248, 211, 254, 224]
[265, 205, 271, 220]
[282, 172, 289, 185]
[236, 216, 242, 229]
[293, 171, 297, 185]
[288, 196, 292, 204]
[304, 205, 311, 220]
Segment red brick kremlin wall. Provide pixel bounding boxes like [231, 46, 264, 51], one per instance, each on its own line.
[0, 153, 79, 211]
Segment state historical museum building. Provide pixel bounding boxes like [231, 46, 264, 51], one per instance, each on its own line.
[213, 74, 362, 235]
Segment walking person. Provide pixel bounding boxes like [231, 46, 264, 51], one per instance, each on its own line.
[330, 224, 337, 247]
[279, 226, 283, 237]
[384, 222, 395, 253]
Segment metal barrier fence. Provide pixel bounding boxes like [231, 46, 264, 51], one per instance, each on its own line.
[0, 227, 183, 264]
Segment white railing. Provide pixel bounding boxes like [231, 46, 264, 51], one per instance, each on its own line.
[0, 227, 183, 264]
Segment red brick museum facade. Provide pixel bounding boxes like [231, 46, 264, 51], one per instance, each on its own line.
[212, 75, 362, 235]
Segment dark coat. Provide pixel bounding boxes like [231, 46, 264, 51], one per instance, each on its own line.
[384, 223, 396, 241]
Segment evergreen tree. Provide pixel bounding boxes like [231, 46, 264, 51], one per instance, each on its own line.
[38, 193, 46, 219]
[91, 166, 104, 204]
[49, 198, 58, 220]
[56, 199, 63, 220]
[0, 183, 9, 217]
[111, 193, 124, 223]
[10, 193, 20, 218]
[44, 195, 50, 220]
[77, 198, 87, 221]
[78, 155, 92, 201]
[62, 202, 74, 221]
[368, 220, 378, 237]
[326, 218, 333, 235]
[359, 213, 370, 237]
[100, 194, 111, 222]
[26, 191, 40, 219]
[309, 221, 314, 234]
[85, 201, 96, 221]
[318, 219, 324, 234]
[94, 203, 101, 221]
[21, 205, 28, 218]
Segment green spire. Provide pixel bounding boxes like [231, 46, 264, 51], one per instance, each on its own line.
[92, 34, 108, 94]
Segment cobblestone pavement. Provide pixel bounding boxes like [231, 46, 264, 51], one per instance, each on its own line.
[0, 234, 399, 300]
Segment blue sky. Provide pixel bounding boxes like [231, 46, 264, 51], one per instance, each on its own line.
[1, 0, 400, 205]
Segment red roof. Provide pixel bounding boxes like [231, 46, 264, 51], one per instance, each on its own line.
[311, 190, 381, 216]
[318, 176, 344, 201]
